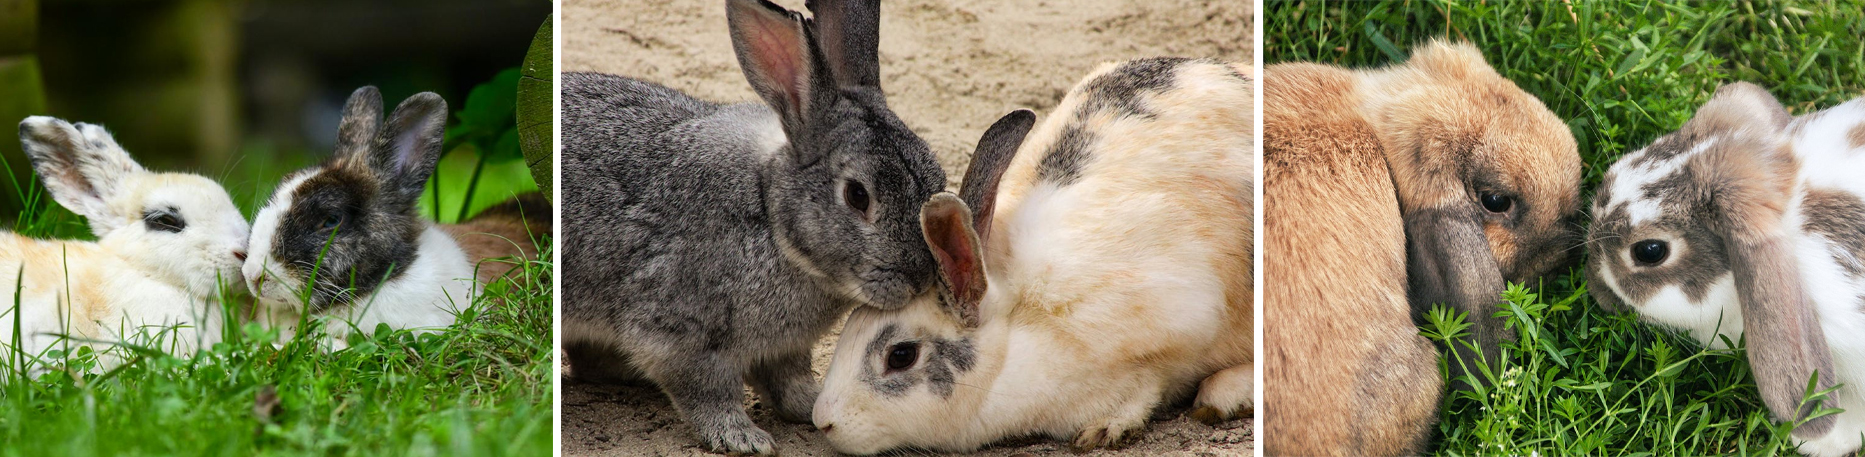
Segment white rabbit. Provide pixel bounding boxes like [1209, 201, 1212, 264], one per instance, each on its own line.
[1586, 83, 1865, 457]
[1, 116, 249, 369]
[243, 87, 476, 347]
[812, 58, 1254, 454]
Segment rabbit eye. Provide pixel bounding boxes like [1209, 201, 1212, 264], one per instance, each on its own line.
[1480, 192, 1513, 213]
[142, 209, 186, 233]
[320, 214, 345, 231]
[885, 341, 918, 371]
[1631, 240, 1669, 266]
[843, 180, 872, 216]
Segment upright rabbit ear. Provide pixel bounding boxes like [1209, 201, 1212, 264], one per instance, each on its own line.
[1404, 203, 1508, 389]
[805, 0, 881, 90]
[958, 109, 1036, 241]
[335, 86, 385, 160]
[729, 0, 835, 146]
[18, 117, 146, 233]
[371, 92, 449, 211]
[921, 193, 986, 328]
[1693, 139, 1838, 438]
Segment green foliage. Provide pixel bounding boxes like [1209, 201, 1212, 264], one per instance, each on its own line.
[1268, 1, 1865, 454]
[431, 68, 539, 224]
[517, 16, 554, 199]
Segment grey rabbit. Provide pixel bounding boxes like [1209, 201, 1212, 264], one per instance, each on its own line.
[558, 0, 945, 454]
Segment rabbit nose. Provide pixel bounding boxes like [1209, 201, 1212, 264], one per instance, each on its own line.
[233, 250, 248, 262]
[818, 423, 835, 433]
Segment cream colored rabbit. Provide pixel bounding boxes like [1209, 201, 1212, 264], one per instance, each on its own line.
[812, 58, 1254, 454]
[1, 117, 249, 369]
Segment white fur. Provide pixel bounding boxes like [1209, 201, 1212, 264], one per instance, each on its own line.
[243, 169, 477, 348]
[813, 61, 1253, 453]
[1, 117, 248, 370]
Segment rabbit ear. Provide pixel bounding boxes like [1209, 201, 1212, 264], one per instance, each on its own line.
[958, 109, 1036, 241]
[370, 92, 449, 210]
[805, 0, 881, 89]
[1403, 205, 1508, 386]
[729, 0, 835, 144]
[335, 86, 385, 159]
[1680, 83, 1791, 134]
[921, 193, 986, 328]
[18, 117, 146, 230]
[1692, 139, 1838, 438]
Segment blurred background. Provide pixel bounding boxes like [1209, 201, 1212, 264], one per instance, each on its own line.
[0, 0, 551, 228]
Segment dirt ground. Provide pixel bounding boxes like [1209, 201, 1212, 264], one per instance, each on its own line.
[559, 0, 1254, 455]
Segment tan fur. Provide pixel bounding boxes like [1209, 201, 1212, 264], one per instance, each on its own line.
[1265, 41, 1581, 456]
[440, 193, 551, 286]
[1847, 122, 1865, 150]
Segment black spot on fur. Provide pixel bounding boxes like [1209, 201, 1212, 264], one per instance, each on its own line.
[859, 324, 977, 399]
[1036, 124, 1096, 185]
[1079, 57, 1189, 118]
[273, 167, 423, 312]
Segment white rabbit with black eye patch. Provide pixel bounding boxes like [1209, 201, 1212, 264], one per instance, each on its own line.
[243, 87, 475, 347]
[2, 117, 249, 369]
[1586, 82, 1865, 457]
[814, 58, 1255, 454]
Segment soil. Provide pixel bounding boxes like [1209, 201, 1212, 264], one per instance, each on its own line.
[559, 0, 1254, 455]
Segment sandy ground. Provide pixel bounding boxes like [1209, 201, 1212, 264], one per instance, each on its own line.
[560, 0, 1254, 455]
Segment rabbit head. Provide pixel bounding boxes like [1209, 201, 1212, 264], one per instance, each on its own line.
[815, 110, 1035, 454]
[244, 87, 448, 314]
[1586, 82, 1838, 438]
[727, 0, 947, 309]
[18, 116, 249, 298]
[1359, 40, 1584, 368]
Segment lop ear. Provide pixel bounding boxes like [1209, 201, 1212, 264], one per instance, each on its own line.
[922, 193, 986, 328]
[372, 92, 449, 212]
[1682, 82, 1791, 135]
[958, 109, 1036, 240]
[1693, 139, 1838, 438]
[804, 0, 881, 90]
[18, 116, 146, 234]
[729, 0, 837, 153]
[1404, 204, 1508, 389]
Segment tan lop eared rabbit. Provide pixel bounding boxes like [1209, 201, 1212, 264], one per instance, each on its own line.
[1264, 40, 1583, 455]
[2, 117, 249, 369]
[813, 58, 1254, 454]
[1587, 84, 1865, 457]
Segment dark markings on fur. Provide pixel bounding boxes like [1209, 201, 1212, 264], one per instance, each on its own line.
[858, 324, 977, 399]
[1802, 189, 1865, 281]
[1848, 123, 1865, 150]
[274, 168, 423, 313]
[1585, 204, 1732, 306]
[1034, 58, 1198, 186]
[1036, 124, 1096, 185]
[1078, 57, 1189, 118]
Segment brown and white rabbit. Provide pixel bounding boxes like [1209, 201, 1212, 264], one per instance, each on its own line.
[1587, 83, 1865, 457]
[1264, 40, 1583, 455]
[812, 58, 1254, 454]
[2, 117, 249, 367]
[244, 88, 547, 346]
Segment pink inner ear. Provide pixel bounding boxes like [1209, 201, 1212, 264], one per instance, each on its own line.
[925, 204, 984, 321]
[743, 14, 807, 114]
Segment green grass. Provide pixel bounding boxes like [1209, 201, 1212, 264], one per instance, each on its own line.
[1266, 1, 1865, 455]
[0, 138, 551, 455]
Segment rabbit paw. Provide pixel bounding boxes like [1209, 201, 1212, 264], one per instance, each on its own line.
[1072, 419, 1147, 451]
[698, 421, 776, 456]
[1191, 363, 1254, 425]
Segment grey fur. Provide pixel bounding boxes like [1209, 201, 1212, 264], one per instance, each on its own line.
[856, 324, 977, 399]
[558, 0, 942, 454]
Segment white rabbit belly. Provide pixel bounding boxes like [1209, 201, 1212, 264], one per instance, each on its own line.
[331, 226, 476, 337]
